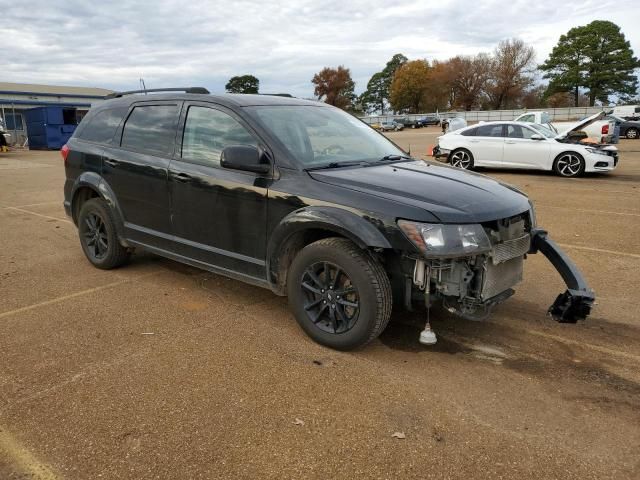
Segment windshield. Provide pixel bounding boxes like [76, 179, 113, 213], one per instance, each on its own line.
[529, 123, 555, 138]
[250, 106, 405, 167]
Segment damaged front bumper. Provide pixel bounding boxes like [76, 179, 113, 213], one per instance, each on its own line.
[529, 228, 595, 322]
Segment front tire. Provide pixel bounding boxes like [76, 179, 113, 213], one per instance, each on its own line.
[449, 148, 474, 169]
[287, 238, 392, 351]
[78, 198, 130, 269]
[626, 128, 638, 139]
[553, 152, 585, 177]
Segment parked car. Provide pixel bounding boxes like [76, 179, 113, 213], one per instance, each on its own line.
[369, 121, 383, 130]
[380, 120, 403, 131]
[610, 114, 640, 139]
[513, 110, 618, 144]
[417, 114, 441, 126]
[612, 105, 640, 121]
[442, 117, 467, 132]
[395, 117, 421, 129]
[434, 113, 618, 177]
[63, 88, 594, 350]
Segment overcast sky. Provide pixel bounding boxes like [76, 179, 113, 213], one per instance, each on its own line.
[2, 0, 638, 97]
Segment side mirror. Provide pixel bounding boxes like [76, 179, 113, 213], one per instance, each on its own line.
[220, 145, 270, 174]
[530, 134, 544, 141]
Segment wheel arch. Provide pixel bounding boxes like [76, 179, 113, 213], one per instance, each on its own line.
[70, 173, 126, 240]
[266, 207, 392, 295]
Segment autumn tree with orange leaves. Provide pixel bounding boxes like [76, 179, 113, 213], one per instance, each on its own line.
[311, 66, 356, 110]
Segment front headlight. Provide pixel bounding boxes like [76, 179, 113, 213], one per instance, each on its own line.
[398, 220, 492, 258]
[586, 147, 608, 156]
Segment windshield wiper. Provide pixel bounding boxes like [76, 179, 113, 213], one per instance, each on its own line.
[305, 161, 367, 171]
[376, 154, 413, 162]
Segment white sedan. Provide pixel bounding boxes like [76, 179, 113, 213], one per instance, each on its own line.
[434, 114, 618, 177]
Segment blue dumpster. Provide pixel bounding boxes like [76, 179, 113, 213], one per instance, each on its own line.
[24, 106, 78, 149]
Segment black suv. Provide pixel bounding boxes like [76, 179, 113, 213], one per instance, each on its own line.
[63, 88, 594, 350]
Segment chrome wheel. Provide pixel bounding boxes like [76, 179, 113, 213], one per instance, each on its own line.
[300, 261, 360, 334]
[555, 153, 583, 177]
[450, 150, 472, 169]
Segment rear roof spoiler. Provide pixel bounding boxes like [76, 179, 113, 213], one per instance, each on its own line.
[105, 87, 210, 99]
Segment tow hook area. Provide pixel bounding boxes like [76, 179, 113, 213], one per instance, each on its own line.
[529, 228, 595, 323]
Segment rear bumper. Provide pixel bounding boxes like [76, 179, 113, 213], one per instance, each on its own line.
[529, 228, 594, 322]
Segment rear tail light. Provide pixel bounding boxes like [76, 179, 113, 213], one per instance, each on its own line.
[60, 144, 70, 165]
[601, 124, 609, 135]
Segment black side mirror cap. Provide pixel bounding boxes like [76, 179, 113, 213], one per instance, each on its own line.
[220, 145, 271, 174]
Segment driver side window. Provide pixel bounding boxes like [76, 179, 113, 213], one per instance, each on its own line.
[182, 106, 257, 166]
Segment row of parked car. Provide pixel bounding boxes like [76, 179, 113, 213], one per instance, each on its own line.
[370, 114, 441, 131]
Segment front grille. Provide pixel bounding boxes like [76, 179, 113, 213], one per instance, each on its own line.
[490, 234, 530, 265]
[481, 256, 523, 300]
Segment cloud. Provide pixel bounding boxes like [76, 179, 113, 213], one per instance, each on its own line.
[1, 0, 637, 97]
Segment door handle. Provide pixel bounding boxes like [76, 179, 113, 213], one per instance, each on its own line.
[171, 172, 193, 183]
[470, 139, 480, 143]
[505, 141, 516, 144]
[104, 159, 119, 167]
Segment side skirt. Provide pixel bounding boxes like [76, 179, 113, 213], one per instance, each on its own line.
[127, 239, 272, 291]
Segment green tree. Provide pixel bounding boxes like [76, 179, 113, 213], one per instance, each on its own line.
[311, 66, 355, 110]
[540, 21, 639, 106]
[389, 59, 430, 113]
[360, 72, 387, 114]
[225, 75, 260, 94]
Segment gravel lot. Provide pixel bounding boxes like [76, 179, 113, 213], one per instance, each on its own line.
[1, 132, 639, 479]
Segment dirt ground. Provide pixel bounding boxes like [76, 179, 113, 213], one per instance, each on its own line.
[1, 132, 639, 479]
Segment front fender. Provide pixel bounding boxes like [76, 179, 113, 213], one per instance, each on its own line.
[267, 206, 393, 293]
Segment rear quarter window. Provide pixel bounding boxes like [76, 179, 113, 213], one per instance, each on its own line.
[75, 107, 128, 144]
[460, 127, 477, 136]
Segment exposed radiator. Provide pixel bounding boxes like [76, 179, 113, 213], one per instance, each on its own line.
[481, 256, 523, 300]
[491, 234, 530, 265]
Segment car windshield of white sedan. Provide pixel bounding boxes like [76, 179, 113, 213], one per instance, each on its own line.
[529, 124, 555, 138]
[251, 106, 405, 167]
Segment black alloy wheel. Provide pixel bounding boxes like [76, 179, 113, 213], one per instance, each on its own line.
[77, 198, 130, 269]
[81, 212, 109, 260]
[300, 261, 359, 334]
[287, 238, 392, 350]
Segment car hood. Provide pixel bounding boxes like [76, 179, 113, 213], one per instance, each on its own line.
[309, 161, 531, 223]
[555, 111, 606, 139]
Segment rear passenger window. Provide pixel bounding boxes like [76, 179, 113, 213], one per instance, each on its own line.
[476, 124, 504, 137]
[182, 106, 257, 166]
[77, 107, 128, 144]
[121, 105, 179, 155]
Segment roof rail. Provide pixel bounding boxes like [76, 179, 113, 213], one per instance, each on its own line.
[259, 93, 294, 98]
[105, 87, 210, 99]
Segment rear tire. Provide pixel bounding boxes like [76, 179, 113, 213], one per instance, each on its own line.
[449, 148, 474, 169]
[626, 128, 638, 139]
[553, 152, 585, 177]
[287, 238, 392, 351]
[78, 198, 130, 269]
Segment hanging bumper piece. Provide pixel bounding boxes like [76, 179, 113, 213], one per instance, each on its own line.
[529, 228, 595, 323]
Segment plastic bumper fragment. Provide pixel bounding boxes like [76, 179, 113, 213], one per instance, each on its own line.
[529, 228, 595, 323]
